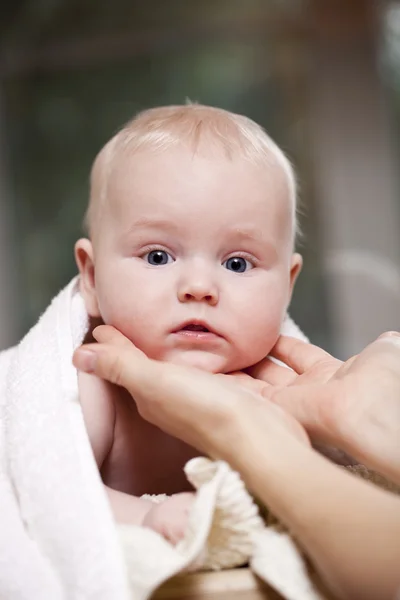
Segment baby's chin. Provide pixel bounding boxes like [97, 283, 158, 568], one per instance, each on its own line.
[164, 350, 233, 374]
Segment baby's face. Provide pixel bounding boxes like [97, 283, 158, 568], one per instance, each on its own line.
[78, 145, 301, 373]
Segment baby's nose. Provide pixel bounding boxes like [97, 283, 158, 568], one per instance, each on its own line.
[177, 275, 219, 306]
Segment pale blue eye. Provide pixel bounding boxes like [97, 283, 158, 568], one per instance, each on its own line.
[223, 257, 252, 273]
[145, 250, 173, 265]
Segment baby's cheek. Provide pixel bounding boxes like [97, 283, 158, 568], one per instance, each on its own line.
[236, 311, 283, 366]
[98, 300, 160, 356]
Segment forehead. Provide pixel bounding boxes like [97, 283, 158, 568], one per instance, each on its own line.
[105, 144, 292, 236]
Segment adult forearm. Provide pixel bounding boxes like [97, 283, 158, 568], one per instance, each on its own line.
[335, 422, 400, 488]
[229, 426, 400, 600]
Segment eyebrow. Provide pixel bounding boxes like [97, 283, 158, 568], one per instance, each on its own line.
[125, 221, 268, 239]
[121, 219, 278, 255]
[228, 226, 280, 258]
[122, 217, 181, 237]
[228, 226, 268, 243]
[228, 226, 276, 245]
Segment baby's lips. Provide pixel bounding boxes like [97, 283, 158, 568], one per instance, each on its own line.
[171, 319, 222, 337]
[178, 324, 210, 332]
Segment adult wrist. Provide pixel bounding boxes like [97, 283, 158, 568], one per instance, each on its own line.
[206, 403, 247, 463]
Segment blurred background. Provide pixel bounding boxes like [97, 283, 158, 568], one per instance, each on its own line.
[0, 0, 399, 358]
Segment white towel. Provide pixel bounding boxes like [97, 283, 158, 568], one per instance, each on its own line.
[0, 277, 322, 600]
[1, 278, 129, 599]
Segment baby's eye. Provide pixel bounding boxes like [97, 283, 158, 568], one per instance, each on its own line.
[144, 250, 174, 266]
[222, 256, 253, 273]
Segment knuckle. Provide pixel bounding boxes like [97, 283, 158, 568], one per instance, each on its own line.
[106, 353, 124, 386]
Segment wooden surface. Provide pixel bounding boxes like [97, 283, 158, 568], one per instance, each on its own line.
[152, 568, 281, 600]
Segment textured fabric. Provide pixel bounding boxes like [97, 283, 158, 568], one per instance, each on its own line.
[118, 457, 328, 600]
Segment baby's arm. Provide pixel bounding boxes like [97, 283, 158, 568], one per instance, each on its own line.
[79, 372, 155, 524]
[79, 371, 194, 538]
[105, 487, 195, 544]
[105, 486, 155, 525]
[78, 371, 115, 467]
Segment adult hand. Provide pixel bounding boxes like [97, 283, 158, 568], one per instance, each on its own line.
[247, 333, 400, 484]
[72, 325, 309, 462]
[73, 327, 400, 600]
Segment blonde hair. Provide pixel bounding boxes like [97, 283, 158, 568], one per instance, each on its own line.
[86, 104, 298, 240]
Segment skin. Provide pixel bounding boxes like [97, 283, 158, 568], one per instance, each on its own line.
[73, 328, 400, 600]
[77, 143, 301, 373]
[74, 142, 301, 540]
[246, 335, 400, 484]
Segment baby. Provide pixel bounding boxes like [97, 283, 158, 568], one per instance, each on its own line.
[75, 104, 302, 544]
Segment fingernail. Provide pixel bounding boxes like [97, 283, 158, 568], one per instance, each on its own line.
[74, 349, 97, 373]
[379, 331, 400, 340]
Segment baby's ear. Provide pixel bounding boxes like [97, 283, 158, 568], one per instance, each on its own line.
[75, 238, 101, 317]
[289, 253, 303, 297]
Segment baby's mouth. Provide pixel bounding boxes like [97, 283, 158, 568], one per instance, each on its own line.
[172, 321, 222, 338]
[180, 324, 210, 332]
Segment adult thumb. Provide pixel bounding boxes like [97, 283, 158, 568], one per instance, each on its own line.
[72, 325, 156, 395]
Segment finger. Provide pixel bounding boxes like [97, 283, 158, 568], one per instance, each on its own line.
[246, 357, 297, 385]
[92, 325, 144, 354]
[73, 341, 158, 394]
[228, 370, 266, 386]
[268, 384, 335, 442]
[378, 330, 400, 341]
[73, 341, 234, 424]
[349, 331, 400, 374]
[223, 372, 272, 395]
[334, 353, 358, 377]
[271, 331, 400, 443]
[228, 371, 255, 381]
[271, 336, 337, 374]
